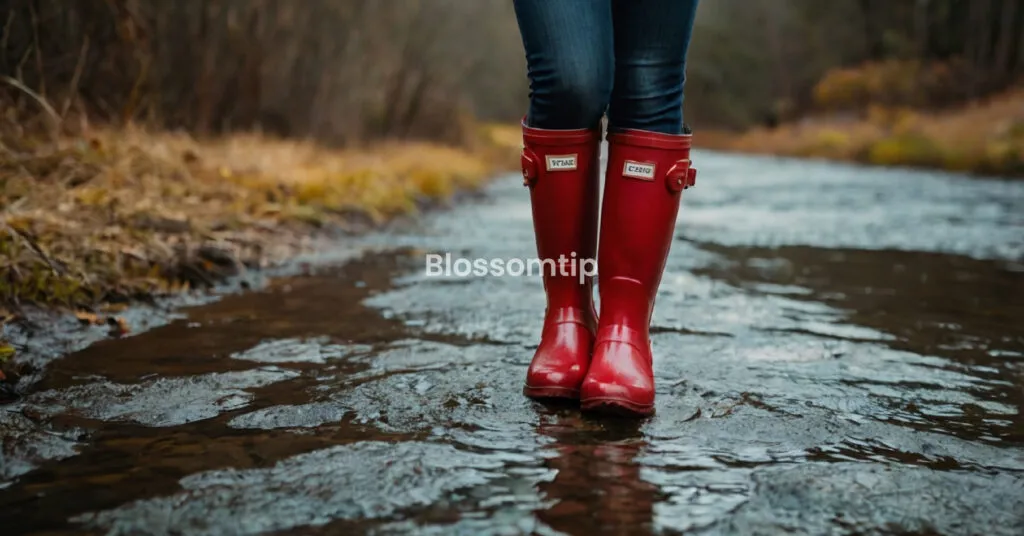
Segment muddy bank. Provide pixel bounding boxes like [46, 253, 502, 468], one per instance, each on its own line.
[0, 124, 517, 392]
[0, 185, 495, 401]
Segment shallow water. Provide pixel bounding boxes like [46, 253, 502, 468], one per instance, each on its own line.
[2, 150, 1023, 535]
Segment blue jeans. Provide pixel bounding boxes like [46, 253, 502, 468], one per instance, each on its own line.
[513, 0, 699, 135]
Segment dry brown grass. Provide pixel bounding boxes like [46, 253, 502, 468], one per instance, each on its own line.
[696, 88, 1024, 176]
[0, 103, 520, 372]
[0, 124, 517, 317]
[482, 123, 522, 151]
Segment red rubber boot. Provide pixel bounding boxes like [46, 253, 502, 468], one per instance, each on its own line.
[521, 119, 601, 400]
[580, 128, 697, 416]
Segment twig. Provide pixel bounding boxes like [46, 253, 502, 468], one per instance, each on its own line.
[0, 75, 60, 124]
[122, 55, 150, 123]
[60, 36, 90, 120]
[29, 0, 44, 99]
[15, 46, 31, 80]
[2, 222, 65, 277]
[0, 197, 27, 216]
[1, 11, 14, 71]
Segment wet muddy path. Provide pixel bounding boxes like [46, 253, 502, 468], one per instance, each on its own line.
[2, 151, 1023, 535]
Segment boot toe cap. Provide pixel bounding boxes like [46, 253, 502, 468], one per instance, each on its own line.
[526, 363, 584, 390]
[580, 377, 653, 406]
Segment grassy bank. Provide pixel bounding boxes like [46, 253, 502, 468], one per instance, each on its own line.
[697, 89, 1024, 177]
[0, 124, 519, 376]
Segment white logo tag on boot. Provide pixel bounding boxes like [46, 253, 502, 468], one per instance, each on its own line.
[545, 154, 578, 171]
[622, 160, 656, 180]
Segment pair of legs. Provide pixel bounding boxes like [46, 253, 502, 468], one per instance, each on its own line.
[515, 1, 700, 416]
[514, 0, 699, 134]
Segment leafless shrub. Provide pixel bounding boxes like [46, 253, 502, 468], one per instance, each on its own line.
[0, 0, 526, 145]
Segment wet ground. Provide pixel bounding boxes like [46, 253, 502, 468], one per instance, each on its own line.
[2, 150, 1023, 535]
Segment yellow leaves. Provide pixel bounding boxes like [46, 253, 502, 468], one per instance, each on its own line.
[73, 186, 110, 206]
[74, 310, 130, 337]
[217, 140, 488, 219]
[795, 129, 853, 160]
[705, 86, 1024, 177]
[981, 141, 1024, 175]
[813, 68, 870, 111]
[812, 59, 959, 112]
[293, 179, 330, 205]
[865, 134, 943, 168]
[864, 105, 921, 136]
[3, 216, 33, 235]
[410, 169, 453, 200]
[481, 123, 521, 151]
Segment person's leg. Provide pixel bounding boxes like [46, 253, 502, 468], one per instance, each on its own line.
[513, 0, 614, 129]
[512, 1, 613, 400]
[606, 0, 699, 134]
[581, 0, 700, 416]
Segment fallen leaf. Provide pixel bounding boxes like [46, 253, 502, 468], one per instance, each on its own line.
[75, 311, 102, 325]
[101, 303, 129, 314]
[0, 343, 15, 362]
[108, 316, 130, 337]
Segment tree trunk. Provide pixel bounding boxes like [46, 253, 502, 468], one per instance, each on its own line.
[857, 0, 883, 59]
[914, 0, 931, 57]
[964, 0, 988, 99]
[993, 0, 1019, 85]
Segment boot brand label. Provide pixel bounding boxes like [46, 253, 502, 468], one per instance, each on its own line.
[622, 160, 656, 180]
[545, 154, 578, 171]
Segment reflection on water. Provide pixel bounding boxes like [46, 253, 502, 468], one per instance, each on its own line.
[536, 416, 655, 534]
[691, 243, 1024, 445]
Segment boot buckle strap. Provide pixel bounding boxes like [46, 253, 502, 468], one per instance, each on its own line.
[521, 149, 539, 187]
[665, 159, 696, 193]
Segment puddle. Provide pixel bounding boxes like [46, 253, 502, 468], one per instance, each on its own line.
[2, 151, 1023, 534]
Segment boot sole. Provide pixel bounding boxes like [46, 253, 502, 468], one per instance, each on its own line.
[580, 397, 655, 417]
[523, 384, 579, 401]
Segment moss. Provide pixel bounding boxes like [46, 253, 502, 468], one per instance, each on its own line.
[980, 143, 1024, 175]
[796, 129, 855, 159]
[866, 134, 944, 168]
[941, 150, 984, 173]
[1004, 120, 1024, 141]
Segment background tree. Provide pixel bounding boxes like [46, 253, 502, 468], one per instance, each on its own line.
[2, 0, 1020, 138]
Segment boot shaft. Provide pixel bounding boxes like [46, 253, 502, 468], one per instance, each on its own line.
[597, 128, 696, 329]
[521, 120, 602, 317]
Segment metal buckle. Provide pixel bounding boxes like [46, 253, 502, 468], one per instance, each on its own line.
[521, 150, 539, 187]
[665, 160, 695, 192]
